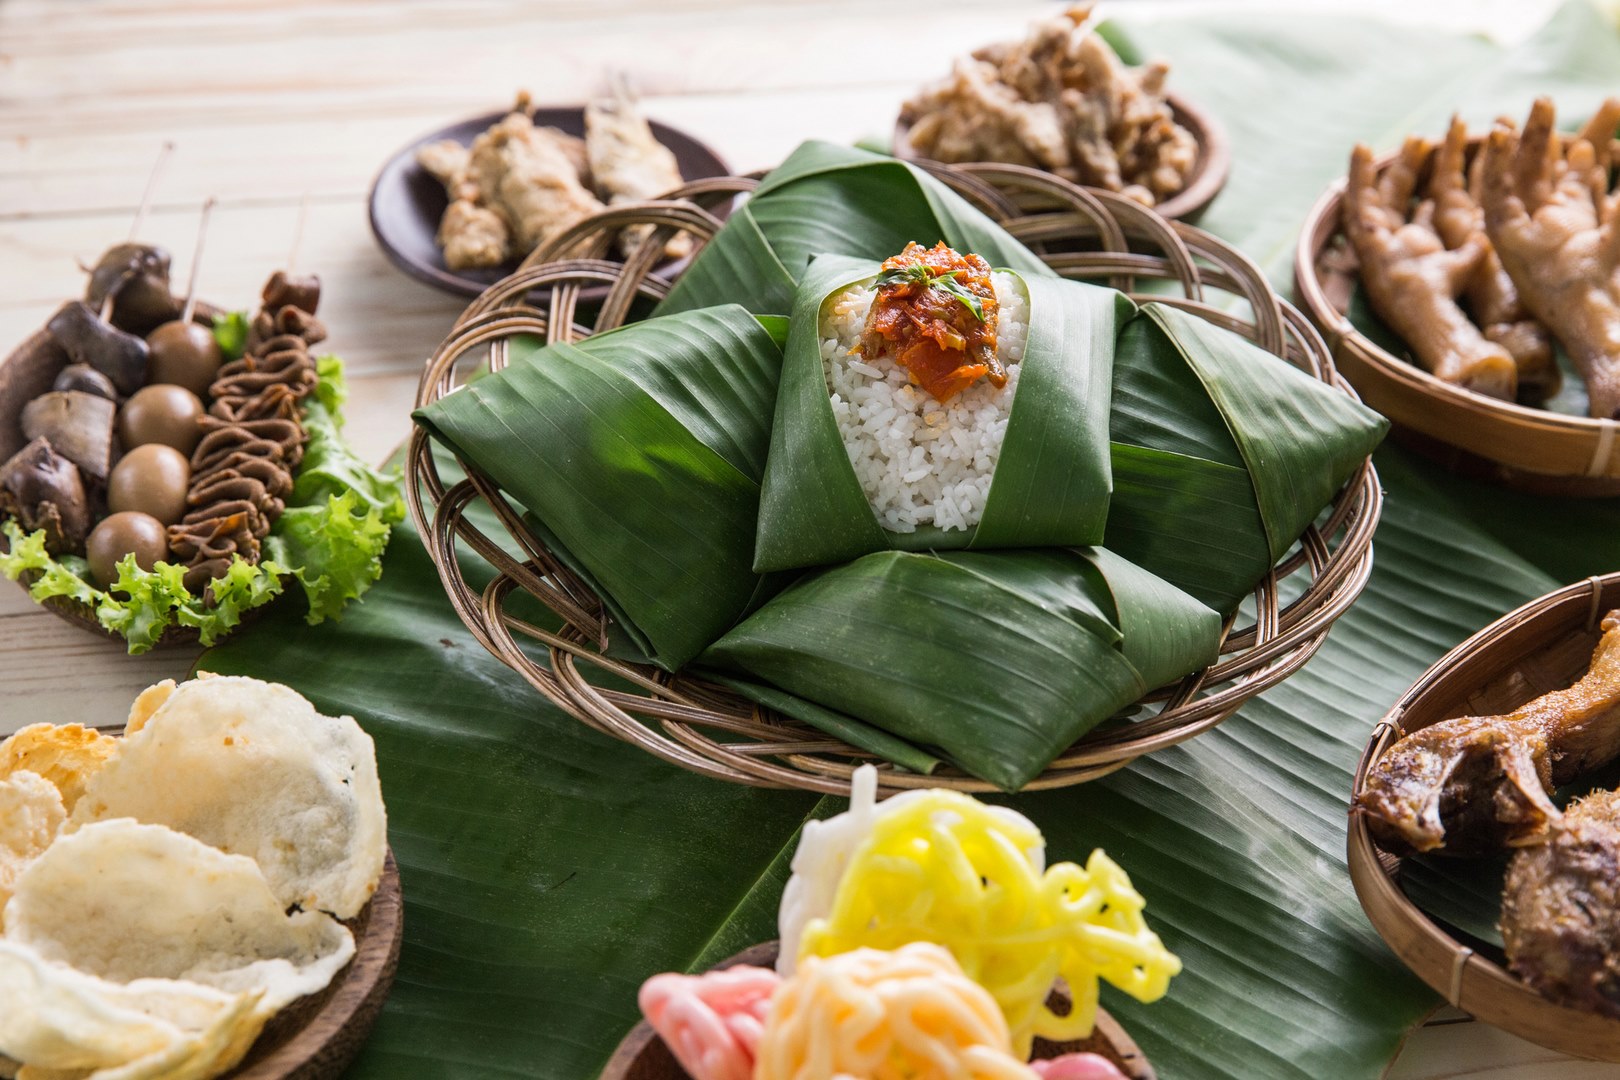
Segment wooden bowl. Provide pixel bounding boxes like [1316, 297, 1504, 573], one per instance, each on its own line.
[407, 161, 1381, 795]
[1294, 138, 1620, 496]
[367, 106, 733, 300]
[894, 91, 1229, 225]
[601, 941, 1155, 1080]
[0, 297, 281, 647]
[1348, 572, 1620, 1062]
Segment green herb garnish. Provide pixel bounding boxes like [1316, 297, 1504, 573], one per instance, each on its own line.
[875, 263, 987, 322]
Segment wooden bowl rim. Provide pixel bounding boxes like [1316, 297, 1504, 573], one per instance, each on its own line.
[600, 940, 1155, 1080]
[1293, 137, 1620, 481]
[1346, 572, 1620, 1062]
[894, 90, 1228, 224]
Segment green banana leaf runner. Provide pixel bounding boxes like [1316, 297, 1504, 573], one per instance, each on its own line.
[198, 3, 1620, 1078]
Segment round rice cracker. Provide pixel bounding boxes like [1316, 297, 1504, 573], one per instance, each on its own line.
[5, 820, 356, 1019]
[0, 724, 117, 813]
[0, 770, 65, 925]
[0, 940, 267, 1080]
[71, 675, 387, 919]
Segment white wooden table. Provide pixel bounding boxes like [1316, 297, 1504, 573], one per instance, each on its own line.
[0, 1, 1608, 1075]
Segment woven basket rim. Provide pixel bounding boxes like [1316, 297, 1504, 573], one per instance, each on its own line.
[1293, 138, 1620, 462]
[406, 159, 1383, 794]
[1347, 571, 1620, 1061]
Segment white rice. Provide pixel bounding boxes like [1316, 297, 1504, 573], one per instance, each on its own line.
[821, 271, 1027, 533]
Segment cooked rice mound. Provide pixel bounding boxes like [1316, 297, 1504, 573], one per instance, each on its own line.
[822, 271, 1027, 533]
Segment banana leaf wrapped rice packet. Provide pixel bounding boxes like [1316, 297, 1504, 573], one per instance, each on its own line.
[701, 547, 1222, 792]
[754, 247, 1132, 571]
[413, 304, 788, 671]
[655, 140, 1053, 319]
[1106, 303, 1390, 615]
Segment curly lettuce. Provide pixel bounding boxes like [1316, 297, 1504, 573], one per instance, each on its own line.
[0, 352, 402, 653]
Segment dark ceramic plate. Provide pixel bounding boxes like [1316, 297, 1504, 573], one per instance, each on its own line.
[367, 107, 732, 299]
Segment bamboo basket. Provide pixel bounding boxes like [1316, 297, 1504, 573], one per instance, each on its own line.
[1295, 137, 1620, 496]
[406, 162, 1383, 796]
[893, 91, 1229, 225]
[1348, 572, 1620, 1062]
[0, 298, 279, 648]
[599, 941, 1154, 1080]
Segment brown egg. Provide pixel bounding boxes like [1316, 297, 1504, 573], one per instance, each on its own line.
[86, 511, 170, 587]
[107, 444, 191, 526]
[118, 384, 205, 455]
[146, 320, 222, 398]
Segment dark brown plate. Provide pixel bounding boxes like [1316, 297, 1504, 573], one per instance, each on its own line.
[367, 106, 732, 300]
[893, 91, 1228, 225]
[602, 941, 1155, 1080]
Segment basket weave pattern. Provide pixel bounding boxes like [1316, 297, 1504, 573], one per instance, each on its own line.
[406, 163, 1383, 794]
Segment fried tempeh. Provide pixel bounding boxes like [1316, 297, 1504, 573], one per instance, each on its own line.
[1357, 610, 1620, 856]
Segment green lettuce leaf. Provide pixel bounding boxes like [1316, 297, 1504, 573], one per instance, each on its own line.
[212, 309, 250, 361]
[263, 491, 395, 624]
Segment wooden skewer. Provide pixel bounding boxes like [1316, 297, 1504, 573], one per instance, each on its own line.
[285, 192, 311, 274]
[179, 196, 215, 325]
[98, 140, 175, 321]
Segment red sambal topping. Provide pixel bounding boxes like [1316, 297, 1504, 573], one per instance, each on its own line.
[858, 241, 1002, 403]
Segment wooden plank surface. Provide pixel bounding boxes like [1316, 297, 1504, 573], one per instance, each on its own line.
[0, 0, 1598, 1076]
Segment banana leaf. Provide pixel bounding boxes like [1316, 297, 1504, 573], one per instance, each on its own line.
[412, 305, 786, 671]
[701, 547, 1221, 792]
[1107, 303, 1389, 614]
[754, 253, 1131, 571]
[193, 6, 1620, 1080]
[654, 140, 1054, 318]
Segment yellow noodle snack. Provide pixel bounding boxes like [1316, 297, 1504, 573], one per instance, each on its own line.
[755, 942, 1034, 1080]
[797, 789, 1181, 1055]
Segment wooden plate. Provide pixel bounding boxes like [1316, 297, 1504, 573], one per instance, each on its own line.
[1294, 137, 1620, 496]
[1348, 572, 1620, 1062]
[601, 941, 1155, 1080]
[893, 91, 1229, 225]
[367, 106, 732, 299]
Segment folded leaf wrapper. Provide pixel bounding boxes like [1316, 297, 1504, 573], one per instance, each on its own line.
[655, 141, 1054, 318]
[702, 547, 1221, 791]
[414, 305, 787, 671]
[1106, 303, 1389, 614]
[753, 255, 1131, 572]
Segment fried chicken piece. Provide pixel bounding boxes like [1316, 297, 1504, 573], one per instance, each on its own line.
[416, 139, 476, 200]
[1503, 789, 1620, 1018]
[585, 75, 692, 260]
[1429, 116, 1559, 400]
[437, 199, 512, 270]
[1343, 138, 1518, 399]
[1357, 611, 1620, 856]
[900, 5, 1196, 206]
[1479, 97, 1620, 419]
[466, 111, 604, 257]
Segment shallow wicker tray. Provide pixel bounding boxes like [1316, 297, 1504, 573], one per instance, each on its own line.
[1348, 572, 1620, 1062]
[0, 297, 280, 648]
[601, 941, 1154, 1080]
[407, 160, 1382, 795]
[1295, 136, 1620, 496]
[894, 90, 1229, 225]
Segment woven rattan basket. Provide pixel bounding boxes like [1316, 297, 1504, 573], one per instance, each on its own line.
[1295, 137, 1620, 496]
[1348, 572, 1620, 1061]
[406, 161, 1383, 795]
[600, 941, 1154, 1080]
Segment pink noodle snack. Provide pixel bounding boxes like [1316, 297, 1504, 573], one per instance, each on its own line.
[1029, 1053, 1129, 1080]
[637, 965, 781, 1080]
